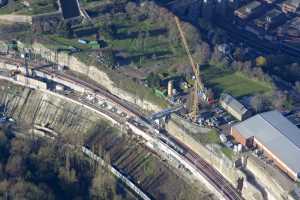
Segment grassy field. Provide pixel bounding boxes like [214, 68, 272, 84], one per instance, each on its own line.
[91, 13, 186, 68]
[221, 147, 234, 160]
[0, 0, 57, 15]
[202, 65, 273, 98]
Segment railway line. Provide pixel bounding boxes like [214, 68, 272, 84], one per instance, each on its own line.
[158, 131, 243, 200]
[53, 71, 244, 200]
[0, 55, 243, 200]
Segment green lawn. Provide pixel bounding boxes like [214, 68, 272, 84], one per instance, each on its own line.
[206, 129, 221, 144]
[47, 35, 93, 50]
[0, 0, 57, 15]
[221, 147, 234, 160]
[202, 65, 273, 98]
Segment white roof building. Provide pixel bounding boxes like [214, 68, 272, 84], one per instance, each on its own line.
[231, 110, 300, 180]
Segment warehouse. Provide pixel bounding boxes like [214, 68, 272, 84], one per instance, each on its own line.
[231, 110, 300, 181]
[220, 93, 251, 121]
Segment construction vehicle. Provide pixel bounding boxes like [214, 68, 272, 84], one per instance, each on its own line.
[174, 16, 213, 121]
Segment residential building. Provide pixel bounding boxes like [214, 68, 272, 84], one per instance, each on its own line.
[234, 1, 264, 20]
[231, 110, 300, 181]
[282, 0, 300, 13]
[255, 9, 286, 30]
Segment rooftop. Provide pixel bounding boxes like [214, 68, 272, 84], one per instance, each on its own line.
[233, 110, 300, 174]
[283, 0, 300, 7]
[58, 0, 81, 19]
[220, 93, 248, 115]
[237, 1, 262, 14]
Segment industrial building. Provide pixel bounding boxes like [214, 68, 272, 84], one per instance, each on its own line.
[220, 93, 251, 121]
[231, 110, 300, 181]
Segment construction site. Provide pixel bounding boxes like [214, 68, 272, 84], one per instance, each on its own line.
[0, 0, 300, 200]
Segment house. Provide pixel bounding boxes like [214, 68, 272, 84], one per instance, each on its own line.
[231, 110, 300, 181]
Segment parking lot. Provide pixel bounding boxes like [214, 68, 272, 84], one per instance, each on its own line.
[197, 105, 237, 133]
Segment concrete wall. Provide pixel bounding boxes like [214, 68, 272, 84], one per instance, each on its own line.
[230, 125, 299, 181]
[169, 113, 212, 135]
[15, 74, 47, 90]
[254, 138, 298, 181]
[247, 155, 297, 200]
[165, 119, 264, 200]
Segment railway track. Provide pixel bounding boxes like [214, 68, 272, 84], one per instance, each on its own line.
[49, 71, 244, 200]
[160, 131, 243, 200]
[0, 55, 243, 200]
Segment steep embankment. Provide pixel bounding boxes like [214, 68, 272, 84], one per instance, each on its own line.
[32, 42, 163, 112]
[0, 80, 103, 140]
[0, 80, 217, 200]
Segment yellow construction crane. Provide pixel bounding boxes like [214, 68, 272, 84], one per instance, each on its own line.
[174, 16, 204, 122]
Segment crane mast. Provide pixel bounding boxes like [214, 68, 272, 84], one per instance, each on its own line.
[174, 16, 204, 121]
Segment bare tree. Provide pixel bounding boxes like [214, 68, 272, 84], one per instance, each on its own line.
[5, 155, 25, 177]
[193, 42, 211, 64]
[295, 81, 300, 94]
[270, 90, 288, 110]
[250, 94, 266, 113]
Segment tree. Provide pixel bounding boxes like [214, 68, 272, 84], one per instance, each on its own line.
[193, 42, 211, 64]
[0, 164, 4, 180]
[125, 2, 138, 18]
[5, 155, 25, 178]
[250, 94, 266, 113]
[90, 166, 118, 200]
[10, 138, 32, 156]
[256, 56, 267, 67]
[9, 181, 51, 200]
[210, 46, 223, 65]
[0, 130, 9, 162]
[146, 72, 161, 88]
[295, 81, 300, 94]
[90, 167, 104, 199]
[270, 90, 288, 110]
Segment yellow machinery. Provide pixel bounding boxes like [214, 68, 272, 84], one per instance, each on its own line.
[174, 16, 205, 122]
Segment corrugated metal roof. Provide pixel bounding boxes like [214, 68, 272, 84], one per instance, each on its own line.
[233, 110, 300, 174]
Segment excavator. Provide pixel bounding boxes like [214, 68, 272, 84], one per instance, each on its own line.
[174, 16, 214, 122]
